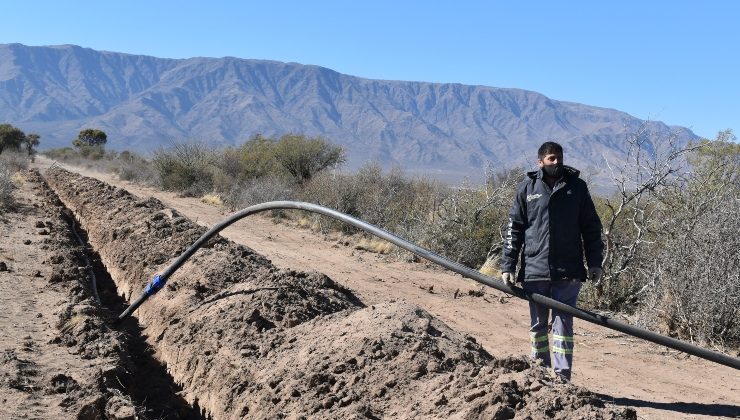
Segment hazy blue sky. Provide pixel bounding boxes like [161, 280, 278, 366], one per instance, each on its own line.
[2, 0, 737, 138]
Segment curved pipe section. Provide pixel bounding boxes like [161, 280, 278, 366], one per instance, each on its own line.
[117, 201, 739, 370]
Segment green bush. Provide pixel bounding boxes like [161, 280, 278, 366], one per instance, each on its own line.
[238, 135, 281, 179]
[77, 144, 106, 160]
[274, 134, 345, 184]
[42, 147, 79, 162]
[0, 124, 26, 155]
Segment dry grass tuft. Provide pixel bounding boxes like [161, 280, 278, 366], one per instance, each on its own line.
[478, 255, 501, 278]
[59, 315, 89, 335]
[200, 194, 223, 206]
[355, 237, 394, 254]
[10, 172, 25, 185]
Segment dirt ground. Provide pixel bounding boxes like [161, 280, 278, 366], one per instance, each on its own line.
[0, 169, 201, 419]
[41, 166, 644, 419]
[3, 156, 738, 419]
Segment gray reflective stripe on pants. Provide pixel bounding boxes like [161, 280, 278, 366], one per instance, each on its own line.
[553, 334, 575, 354]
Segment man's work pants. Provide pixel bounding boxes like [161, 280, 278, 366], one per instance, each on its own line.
[523, 280, 581, 380]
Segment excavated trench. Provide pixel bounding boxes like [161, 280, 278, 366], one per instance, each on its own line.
[44, 167, 637, 419]
[18, 170, 202, 419]
[72, 217, 205, 419]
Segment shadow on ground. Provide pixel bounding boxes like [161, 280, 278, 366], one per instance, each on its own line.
[594, 393, 740, 418]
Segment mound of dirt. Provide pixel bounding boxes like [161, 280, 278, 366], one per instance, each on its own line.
[236, 300, 627, 419]
[45, 168, 636, 419]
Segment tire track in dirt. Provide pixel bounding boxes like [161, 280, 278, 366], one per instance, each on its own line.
[43, 167, 638, 419]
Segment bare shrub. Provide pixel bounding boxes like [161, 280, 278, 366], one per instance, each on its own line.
[348, 163, 432, 236]
[421, 182, 487, 265]
[0, 151, 29, 210]
[640, 131, 740, 346]
[297, 169, 363, 233]
[0, 151, 29, 172]
[298, 163, 436, 237]
[152, 142, 216, 196]
[224, 176, 296, 211]
[476, 165, 523, 271]
[581, 124, 701, 311]
[299, 162, 517, 267]
[423, 173, 515, 267]
[579, 127, 739, 346]
[423, 164, 520, 268]
[114, 151, 157, 184]
[0, 165, 15, 211]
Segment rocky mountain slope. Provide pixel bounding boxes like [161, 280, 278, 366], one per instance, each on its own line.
[1, 43, 698, 179]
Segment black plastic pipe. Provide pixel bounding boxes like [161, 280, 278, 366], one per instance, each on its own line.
[117, 201, 740, 370]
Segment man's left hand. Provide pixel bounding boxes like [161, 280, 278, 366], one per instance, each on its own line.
[587, 267, 603, 282]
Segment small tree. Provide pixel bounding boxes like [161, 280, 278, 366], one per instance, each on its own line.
[24, 133, 40, 158]
[72, 128, 107, 159]
[273, 134, 345, 184]
[0, 124, 26, 155]
[73, 128, 108, 148]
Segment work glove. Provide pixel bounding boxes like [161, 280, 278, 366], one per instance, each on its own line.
[502, 272, 515, 287]
[587, 267, 603, 282]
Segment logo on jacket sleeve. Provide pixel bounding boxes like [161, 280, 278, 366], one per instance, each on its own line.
[526, 193, 543, 202]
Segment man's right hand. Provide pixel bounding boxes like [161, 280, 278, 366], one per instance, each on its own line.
[502, 272, 515, 287]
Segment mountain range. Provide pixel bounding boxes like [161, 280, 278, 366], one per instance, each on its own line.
[0, 43, 698, 181]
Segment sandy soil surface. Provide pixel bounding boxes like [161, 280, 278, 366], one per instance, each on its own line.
[30, 157, 740, 418]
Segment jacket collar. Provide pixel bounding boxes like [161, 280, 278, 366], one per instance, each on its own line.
[526, 165, 580, 181]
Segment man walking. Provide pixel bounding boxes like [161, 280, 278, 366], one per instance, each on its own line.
[500, 141, 603, 381]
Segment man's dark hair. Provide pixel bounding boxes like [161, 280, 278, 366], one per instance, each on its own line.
[538, 141, 564, 159]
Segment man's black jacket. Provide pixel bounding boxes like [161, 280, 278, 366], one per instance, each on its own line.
[500, 166, 603, 282]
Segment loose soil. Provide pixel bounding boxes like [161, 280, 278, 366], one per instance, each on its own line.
[42, 166, 641, 419]
[2, 156, 737, 419]
[0, 169, 200, 419]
